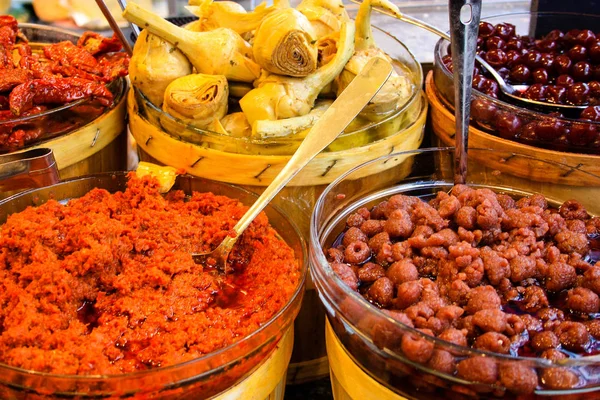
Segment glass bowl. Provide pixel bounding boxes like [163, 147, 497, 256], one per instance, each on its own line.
[433, 12, 600, 155]
[310, 148, 600, 399]
[132, 25, 423, 156]
[0, 173, 307, 399]
[0, 24, 127, 153]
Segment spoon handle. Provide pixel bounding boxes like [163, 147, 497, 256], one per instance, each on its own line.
[227, 57, 392, 244]
[449, 0, 482, 185]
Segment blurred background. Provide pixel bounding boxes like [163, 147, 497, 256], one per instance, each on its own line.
[12, 0, 533, 63]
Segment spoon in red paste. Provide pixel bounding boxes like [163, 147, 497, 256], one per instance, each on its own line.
[191, 57, 393, 273]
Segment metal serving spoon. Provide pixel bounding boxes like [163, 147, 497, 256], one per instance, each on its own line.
[449, 0, 481, 184]
[349, 0, 587, 115]
[191, 57, 393, 272]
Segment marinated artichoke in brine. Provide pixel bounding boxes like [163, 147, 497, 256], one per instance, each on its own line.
[129, 30, 193, 107]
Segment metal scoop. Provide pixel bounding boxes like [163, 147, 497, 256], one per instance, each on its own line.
[350, 0, 587, 116]
[0, 148, 60, 193]
[191, 57, 393, 272]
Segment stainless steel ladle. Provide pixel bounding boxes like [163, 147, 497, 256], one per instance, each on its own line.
[350, 0, 587, 115]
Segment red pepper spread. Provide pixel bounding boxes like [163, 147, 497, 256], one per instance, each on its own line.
[0, 174, 300, 375]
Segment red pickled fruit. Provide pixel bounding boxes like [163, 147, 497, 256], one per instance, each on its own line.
[533, 69, 549, 84]
[568, 44, 588, 62]
[523, 83, 547, 101]
[536, 39, 558, 53]
[564, 29, 581, 47]
[497, 67, 510, 81]
[471, 98, 498, 123]
[524, 50, 543, 69]
[485, 49, 507, 68]
[505, 49, 523, 68]
[495, 112, 522, 139]
[556, 74, 575, 87]
[479, 21, 495, 37]
[545, 29, 565, 42]
[546, 86, 567, 104]
[576, 29, 596, 47]
[589, 41, 600, 63]
[494, 23, 516, 39]
[535, 117, 566, 141]
[566, 82, 591, 105]
[581, 105, 600, 121]
[510, 64, 531, 83]
[554, 54, 573, 75]
[568, 121, 598, 146]
[506, 37, 524, 51]
[520, 122, 538, 142]
[539, 53, 555, 70]
[589, 81, 600, 97]
[572, 61, 593, 82]
[472, 74, 488, 91]
[486, 36, 506, 50]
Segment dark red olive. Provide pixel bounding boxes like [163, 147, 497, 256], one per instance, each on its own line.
[545, 29, 565, 42]
[520, 35, 536, 48]
[572, 61, 593, 82]
[533, 68, 549, 84]
[497, 67, 510, 81]
[477, 36, 485, 49]
[472, 74, 488, 91]
[589, 81, 600, 97]
[479, 21, 495, 37]
[576, 29, 596, 47]
[505, 50, 523, 68]
[494, 23, 516, 40]
[566, 82, 591, 105]
[486, 36, 506, 50]
[539, 53, 555, 70]
[564, 29, 581, 47]
[523, 83, 547, 101]
[495, 112, 522, 139]
[581, 105, 600, 121]
[519, 122, 537, 142]
[536, 39, 557, 53]
[483, 79, 499, 97]
[546, 85, 567, 104]
[485, 49, 507, 68]
[509, 64, 531, 83]
[506, 37, 524, 51]
[554, 54, 572, 75]
[524, 50, 543, 69]
[589, 41, 600, 63]
[471, 99, 498, 123]
[593, 65, 600, 81]
[556, 74, 575, 87]
[568, 121, 598, 146]
[535, 117, 566, 141]
[568, 45, 588, 62]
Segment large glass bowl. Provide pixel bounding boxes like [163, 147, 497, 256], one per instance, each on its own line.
[0, 24, 126, 153]
[310, 148, 600, 399]
[0, 173, 307, 399]
[433, 12, 600, 155]
[132, 25, 423, 156]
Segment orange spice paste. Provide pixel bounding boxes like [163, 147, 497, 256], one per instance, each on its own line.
[0, 174, 300, 375]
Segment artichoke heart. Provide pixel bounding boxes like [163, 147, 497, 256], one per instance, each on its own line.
[253, 9, 318, 77]
[163, 74, 229, 130]
[240, 20, 355, 125]
[335, 0, 414, 117]
[253, 100, 332, 139]
[129, 30, 193, 107]
[123, 3, 261, 82]
[186, 0, 277, 34]
[297, 0, 349, 39]
[221, 112, 252, 138]
[136, 162, 179, 193]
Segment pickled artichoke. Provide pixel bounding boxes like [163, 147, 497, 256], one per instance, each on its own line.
[221, 112, 252, 137]
[335, 0, 413, 117]
[135, 162, 178, 193]
[297, 0, 349, 39]
[186, 0, 276, 34]
[129, 30, 193, 107]
[240, 20, 355, 125]
[253, 9, 318, 77]
[253, 100, 332, 138]
[163, 74, 229, 129]
[123, 3, 260, 82]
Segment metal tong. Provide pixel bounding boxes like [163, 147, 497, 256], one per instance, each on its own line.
[0, 148, 60, 194]
[448, 0, 482, 184]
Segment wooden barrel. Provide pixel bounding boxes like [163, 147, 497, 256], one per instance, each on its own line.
[128, 89, 428, 384]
